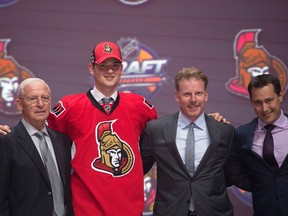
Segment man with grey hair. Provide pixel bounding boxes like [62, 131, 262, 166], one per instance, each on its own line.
[0, 78, 73, 216]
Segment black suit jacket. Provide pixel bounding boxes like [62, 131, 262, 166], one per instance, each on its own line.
[0, 121, 74, 216]
[140, 112, 235, 216]
[232, 115, 288, 216]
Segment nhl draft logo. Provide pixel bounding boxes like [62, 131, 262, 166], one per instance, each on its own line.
[118, 0, 149, 6]
[0, 39, 34, 115]
[226, 29, 288, 98]
[0, 0, 18, 7]
[118, 37, 168, 100]
[92, 120, 134, 177]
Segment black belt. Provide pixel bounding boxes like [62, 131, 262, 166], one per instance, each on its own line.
[187, 210, 197, 216]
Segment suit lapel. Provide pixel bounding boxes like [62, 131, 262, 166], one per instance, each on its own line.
[47, 128, 66, 187]
[246, 119, 257, 150]
[16, 122, 51, 186]
[161, 113, 190, 175]
[194, 115, 221, 175]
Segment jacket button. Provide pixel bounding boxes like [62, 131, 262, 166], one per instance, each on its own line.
[48, 192, 52, 196]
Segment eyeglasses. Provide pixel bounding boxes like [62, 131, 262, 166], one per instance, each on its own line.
[19, 96, 51, 104]
[95, 62, 122, 71]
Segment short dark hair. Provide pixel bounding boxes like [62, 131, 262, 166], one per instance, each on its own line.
[248, 74, 281, 100]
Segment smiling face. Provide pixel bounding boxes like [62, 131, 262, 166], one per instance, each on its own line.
[250, 84, 282, 124]
[175, 78, 208, 122]
[89, 57, 123, 96]
[16, 79, 51, 130]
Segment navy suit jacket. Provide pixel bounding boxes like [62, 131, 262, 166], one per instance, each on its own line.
[0, 121, 74, 216]
[140, 112, 235, 216]
[233, 114, 288, 216]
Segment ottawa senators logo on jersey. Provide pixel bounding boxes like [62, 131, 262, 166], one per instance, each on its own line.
[91, 120, 134, 177]
[226, 29, 288, 98]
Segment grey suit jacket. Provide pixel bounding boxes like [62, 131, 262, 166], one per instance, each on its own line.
[140, 112, 235, 216]
[0, 121, 74, 216]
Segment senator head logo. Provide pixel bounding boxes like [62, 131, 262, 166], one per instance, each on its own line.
[226, 29, 288, 98]
[0, 39, 34, 115]
[92, 120, 134, 177]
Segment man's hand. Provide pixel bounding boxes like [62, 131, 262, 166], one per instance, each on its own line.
[0, 125, 11, 135]
[208, 112, 230, 124]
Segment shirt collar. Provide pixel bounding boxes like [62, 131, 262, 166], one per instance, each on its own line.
[178, 111, 205, 130]
[21, 118, 49, 136]
[257, 110, 286, 130]
[90, 86, 118, 103]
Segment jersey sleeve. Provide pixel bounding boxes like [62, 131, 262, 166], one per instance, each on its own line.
[134, 94, 158, 131]
[47, 95, 75, 135]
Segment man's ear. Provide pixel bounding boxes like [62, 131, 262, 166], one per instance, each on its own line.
[174, 91, 179, 103]
[16, 98, 23, 111]
[279, 92, 283, 103]
[88, 63, 94, 76]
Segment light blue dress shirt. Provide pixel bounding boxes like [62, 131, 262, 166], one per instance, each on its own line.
[176, 111, 210, 171]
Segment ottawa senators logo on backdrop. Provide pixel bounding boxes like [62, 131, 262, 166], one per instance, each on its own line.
[91, 120, 134, 177]
[0, 39, 34, 115]
[226, 29, 288, 98]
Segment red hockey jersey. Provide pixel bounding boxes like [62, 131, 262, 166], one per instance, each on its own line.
[48, 91, 157, 216]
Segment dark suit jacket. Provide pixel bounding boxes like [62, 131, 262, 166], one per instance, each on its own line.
[233, 115, 288, 216]
[140, 112, 235, 216]
[0, 121, 74, 216]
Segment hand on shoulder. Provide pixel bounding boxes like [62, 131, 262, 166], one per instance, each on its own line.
[0, 125, 11, 135]
[208, 112, 231, 124]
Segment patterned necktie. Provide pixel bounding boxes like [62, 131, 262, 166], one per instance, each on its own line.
[35, 131, 65, 216]
[263, 124, 279, 171]
[101, 97, 113, 114]
[185, 123, 195, 175]
[102, 97, 113, 104]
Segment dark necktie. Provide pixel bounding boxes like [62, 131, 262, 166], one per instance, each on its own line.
[35, 131, 65, 216]
[185, 123, 195, 175]
[263, 124, 279, 171]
